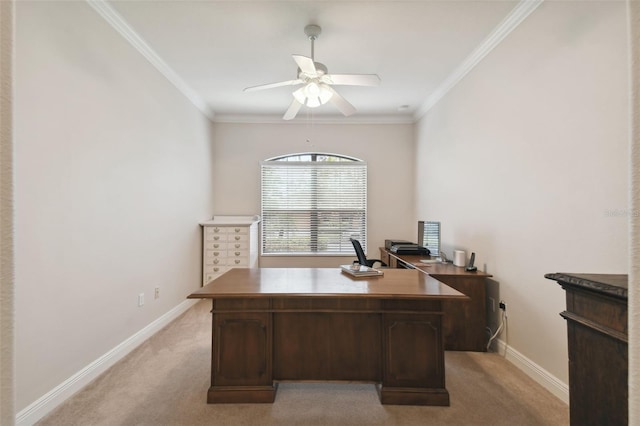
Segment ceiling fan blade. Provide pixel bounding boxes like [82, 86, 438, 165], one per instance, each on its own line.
[292, 55, 317, 76]
[325, 86, 356, 117]
[325, 74, 381, 87]
[243, 79, 303, 92]
[283, 98, 303, 120]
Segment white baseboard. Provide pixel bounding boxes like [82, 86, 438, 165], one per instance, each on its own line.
[493, 338, 569, 404]
[15, 299, 198, 426]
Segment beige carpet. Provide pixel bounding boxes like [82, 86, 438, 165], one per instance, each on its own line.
[37, 300, 569, 426]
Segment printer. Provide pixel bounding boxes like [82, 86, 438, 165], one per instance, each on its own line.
[390, 244, 431, 256]
[384, 239, 413, 250]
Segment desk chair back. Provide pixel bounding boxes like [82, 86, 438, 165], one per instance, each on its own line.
[349, 238, 387, 268]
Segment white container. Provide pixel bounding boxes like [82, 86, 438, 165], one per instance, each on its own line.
[453, 250, 466, 267]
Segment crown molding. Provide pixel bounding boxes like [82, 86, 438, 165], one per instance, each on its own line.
[212, 113, 415, 125]
[86, 0, 216, 121]
[87, 0, 542, 125]
[414, 0, 543, 121]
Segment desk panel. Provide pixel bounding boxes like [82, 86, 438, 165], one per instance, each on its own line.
[273, 312, 381, 381]
[381, 249, 491, 351]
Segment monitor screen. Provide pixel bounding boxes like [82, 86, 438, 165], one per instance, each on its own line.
[418, 221, 440, 256]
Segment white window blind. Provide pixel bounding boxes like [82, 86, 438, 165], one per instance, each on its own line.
[419, 221, 441, 256]
[261, 160, 367, 255]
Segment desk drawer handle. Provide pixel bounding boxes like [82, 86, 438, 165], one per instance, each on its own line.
[213, 244, 219, 248]
[234, 260, 240, 264]
[235, 244, 240, 248]
[235, 228, 241, 233]
[213, 227, 220, 233]
[235, 236, 241, 241]
[214, 236, 220, 241]
[235, 251, 241, 256]
[214, 267, 219, 272]
[213, 252, 219, 256]
[214, 259, 219, 265]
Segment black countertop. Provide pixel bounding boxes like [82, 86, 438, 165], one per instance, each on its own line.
[544, 273, 628, 299]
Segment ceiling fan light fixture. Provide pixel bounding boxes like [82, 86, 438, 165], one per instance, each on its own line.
[293, 87, 306, 104]
[318, 84, 333, 104]
[244, 24, 380, 120]
[305, 82, 320, 97]
[291, 82, 332, 108]
[306, 96, 321, 108]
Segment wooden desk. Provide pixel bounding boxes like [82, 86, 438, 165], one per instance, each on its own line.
[188, 268, 467, 406]
[545, 273, 628, 426]
[381, 248, 492, 352]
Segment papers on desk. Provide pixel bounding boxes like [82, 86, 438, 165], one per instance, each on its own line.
[419, 258, 442, 264]
[340, 264, 384, 278]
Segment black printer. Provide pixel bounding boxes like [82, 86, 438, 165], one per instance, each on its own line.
[384, 239, 413, 250]
[390, 244, 431, 256]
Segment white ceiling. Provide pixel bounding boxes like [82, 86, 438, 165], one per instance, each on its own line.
[99, 0, 529, 122]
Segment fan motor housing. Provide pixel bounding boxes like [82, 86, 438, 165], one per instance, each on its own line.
[304, 24, 322, 39]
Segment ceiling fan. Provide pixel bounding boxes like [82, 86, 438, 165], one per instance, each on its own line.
[243, 24, 381, 120]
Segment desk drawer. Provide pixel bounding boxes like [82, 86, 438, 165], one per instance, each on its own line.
[205, 250, 227, 259]
[205, 242, 228, 250]
[272, 298, 381, 312]
[227, 257, 249, 267]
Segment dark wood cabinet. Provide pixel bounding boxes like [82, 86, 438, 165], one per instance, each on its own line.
[381, 248, 491, 351]
[545, 273, 628, 426]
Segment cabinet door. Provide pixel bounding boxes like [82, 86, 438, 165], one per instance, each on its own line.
[212, 312, 272, 387]
[382, 313, 444, 388]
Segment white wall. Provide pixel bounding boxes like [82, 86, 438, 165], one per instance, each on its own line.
[630, 1, 640, 423]
[14, 1, 214, 413]
[211, 122, 415, 267]
[1, 1, 15, 424]
[415, 0, 628, 388]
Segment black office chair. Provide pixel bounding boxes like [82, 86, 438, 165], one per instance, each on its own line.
[350, 238, 387, 268]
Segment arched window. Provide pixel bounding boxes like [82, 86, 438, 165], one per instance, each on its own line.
[261, 153, 367, 255]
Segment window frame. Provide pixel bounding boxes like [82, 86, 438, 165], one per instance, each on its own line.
[261, 152, 367, 256]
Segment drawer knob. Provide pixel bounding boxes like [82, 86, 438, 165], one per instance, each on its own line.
[235, 252, 241, 256]
[235, 244, 240, 248]
[235, 260, 240, 264]
[214, 259, 219, 265]
[214, 244, 219, 248]
[214, 267, 219, 272]
[214, 236, 220, 241]
[214, 227, 220, 232]
[235, 228, 240, 233]
[235, 236, 241, 241]
[214, 252, 219, 256]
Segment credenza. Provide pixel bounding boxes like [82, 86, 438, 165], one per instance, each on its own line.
[199, 216, 260, 285]
[545, 273, 628, 426]
[381, 248, 491, 352]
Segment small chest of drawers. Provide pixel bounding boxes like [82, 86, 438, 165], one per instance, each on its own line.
[200, 216, 260, 285]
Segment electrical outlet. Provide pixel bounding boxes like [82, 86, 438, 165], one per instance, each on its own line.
[138, 293, 145, 307]
[488, 297, 495, 312]
[154, 287, 160, 299]
[499, 300, 506, 311]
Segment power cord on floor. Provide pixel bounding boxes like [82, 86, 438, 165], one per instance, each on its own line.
[486, 308, 506, 351]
